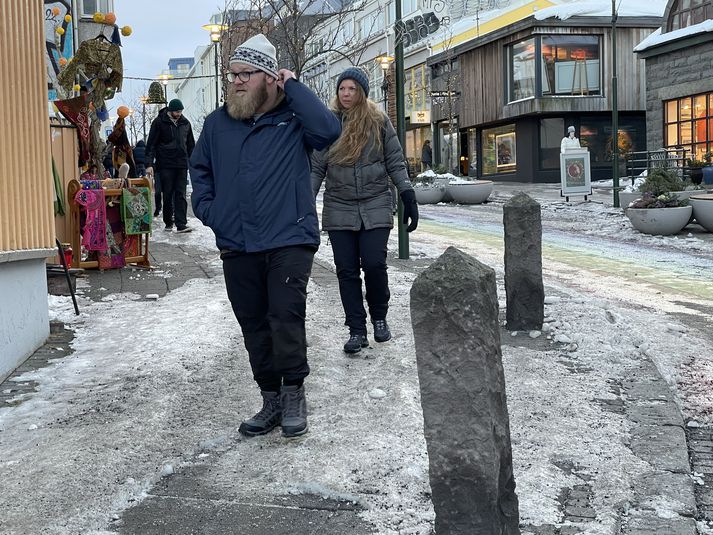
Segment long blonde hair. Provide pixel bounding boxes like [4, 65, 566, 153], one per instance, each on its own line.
[328, 84, 385, 166]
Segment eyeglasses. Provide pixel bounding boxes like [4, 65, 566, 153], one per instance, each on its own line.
[226, 70, 263, 83]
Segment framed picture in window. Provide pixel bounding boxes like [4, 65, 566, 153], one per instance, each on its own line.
[560, 149, 591, 195]
[496, 133, 516, 169]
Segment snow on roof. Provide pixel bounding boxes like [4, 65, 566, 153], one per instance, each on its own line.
[634, 19, 713, 52]
[534, 0, 667, 21]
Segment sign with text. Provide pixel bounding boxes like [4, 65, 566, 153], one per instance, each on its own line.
[411, 110, 431, 124]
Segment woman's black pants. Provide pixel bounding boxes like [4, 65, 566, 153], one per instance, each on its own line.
[222, 246, 314, 392]
[328, 227, 390, 336]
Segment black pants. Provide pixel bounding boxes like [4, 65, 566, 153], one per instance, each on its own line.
[223, 246, 315, 391]
[160, 168, 188, 228]
[328, 227, 391, 335]
[154, 171, 162, 213]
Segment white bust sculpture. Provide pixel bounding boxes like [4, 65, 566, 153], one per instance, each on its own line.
[561, 125, 581, 153]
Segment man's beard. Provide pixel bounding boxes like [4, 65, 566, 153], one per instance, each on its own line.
[226, 81, 268, 120]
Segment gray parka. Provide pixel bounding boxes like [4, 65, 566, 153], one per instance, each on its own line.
[311, 114, 414, 231]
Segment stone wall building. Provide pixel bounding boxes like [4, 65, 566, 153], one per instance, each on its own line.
[635, 0, 713, 159]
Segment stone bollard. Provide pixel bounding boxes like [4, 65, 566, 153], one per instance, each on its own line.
[410, 246, 520, 535]
[503, 192, 544, 331]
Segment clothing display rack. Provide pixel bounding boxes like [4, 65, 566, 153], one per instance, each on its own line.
[67, 177, 152, 269]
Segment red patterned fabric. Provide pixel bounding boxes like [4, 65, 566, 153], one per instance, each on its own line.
[74, 188, 107, 251]
[54, 95, 91, 166]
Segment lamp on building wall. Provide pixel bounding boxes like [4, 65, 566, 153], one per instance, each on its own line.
[202, 22, 228, 109]
[375, 54, 395, 114]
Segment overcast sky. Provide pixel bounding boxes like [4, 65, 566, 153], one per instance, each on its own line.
[115, 0, 226, 106]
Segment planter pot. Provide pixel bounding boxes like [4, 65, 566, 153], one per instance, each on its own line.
[446, 180, 494, 204]
[704, 166, 713, 185]
[414, 186, 445, 204]
[433, 177, 452, 202]
[690, 194, 713, 232]
[619, 191, 642, 208]
[620, 189, 705, 209]
[625, 205, 693, 235]
[690, 167, 704, 185]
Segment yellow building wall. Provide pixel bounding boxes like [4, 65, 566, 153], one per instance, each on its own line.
[0, 0, 55, 253]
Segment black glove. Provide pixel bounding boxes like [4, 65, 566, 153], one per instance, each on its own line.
[400, 189, 419, 232]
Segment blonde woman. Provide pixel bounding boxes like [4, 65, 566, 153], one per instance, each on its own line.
[311, 67, 418, 354]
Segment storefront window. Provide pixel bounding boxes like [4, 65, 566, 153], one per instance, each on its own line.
[665, 92, 713, 159]
[405, 64, 430, 116]
[541, 36, 600, 96]
[579, 116, 645, 166]
[405, 127, 431, 175]
[509, 38, 535, 101]
[482, 124, 516, 175]
[539, 118, 564, 169]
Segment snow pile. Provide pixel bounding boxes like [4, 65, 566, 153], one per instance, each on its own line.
[535, 0, 667, 21]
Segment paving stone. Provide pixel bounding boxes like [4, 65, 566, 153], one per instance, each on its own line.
[629, 425, 690, 474]
[622, 511, 697, 535]
[634, 471, 697, 516]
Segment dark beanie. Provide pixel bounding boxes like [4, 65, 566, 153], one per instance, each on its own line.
[167, 99, 184, 112]
[337, 67, 369, 98]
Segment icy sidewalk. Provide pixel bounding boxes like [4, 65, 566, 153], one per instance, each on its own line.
[0, 206, 707, 534]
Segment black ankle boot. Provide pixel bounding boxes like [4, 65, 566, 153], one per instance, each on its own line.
[344, 333, 369, 353]
[373, 319, 391, 343]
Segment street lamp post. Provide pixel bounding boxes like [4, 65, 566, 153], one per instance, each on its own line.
[611, 0, 620, 207]
[394, 0, 409, 259]
[202, 22, 228, 109]
[157, 74, 174, 102]
[139, 95, 147, 140]
[376, 54, 394, 115]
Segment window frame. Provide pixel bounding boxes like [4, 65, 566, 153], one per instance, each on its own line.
[506, 34, 602, 103]
[664, 91, 713, 160]
[668, 0, 712, 31]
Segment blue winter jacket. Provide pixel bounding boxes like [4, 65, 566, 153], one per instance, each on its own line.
[190, 79, 341, 253]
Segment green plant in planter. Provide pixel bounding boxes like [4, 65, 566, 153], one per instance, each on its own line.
[638, 168, 685, 195]
[433, 163, 448, 174]
[688, 158, 707, 169]
[629, 192, 689, 209]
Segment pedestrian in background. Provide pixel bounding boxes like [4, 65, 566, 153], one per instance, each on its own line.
[421, 139, 432, 170]
[190, 34, 341, 438]
[132, 139, 146, 177]
[311, 66, 418, 355]
[145, 99, 195, 233]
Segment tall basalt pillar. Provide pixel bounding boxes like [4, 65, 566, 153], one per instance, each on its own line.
[410, 246, 520, 534]
[503, 192, 544, 331]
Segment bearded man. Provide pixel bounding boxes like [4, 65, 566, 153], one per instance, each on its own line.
[190, 34, 340, 439]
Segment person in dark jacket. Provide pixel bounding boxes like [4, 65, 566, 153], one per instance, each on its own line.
[421, 139, 432, 170]
[145, 99, 195, 232]
[190, 34, 340, 439]
[132, 139, 146, 177]
[311, 67, 418, 354]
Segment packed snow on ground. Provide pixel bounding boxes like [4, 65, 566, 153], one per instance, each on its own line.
[2, 188, 713, 533]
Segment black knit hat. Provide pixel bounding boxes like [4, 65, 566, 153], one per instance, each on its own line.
[167, 99, 184, 112]
[337, 67, 369, 98]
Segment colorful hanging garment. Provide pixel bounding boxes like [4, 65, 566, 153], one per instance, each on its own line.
[54, 95, 92, 166]
[80, 179, 103, 190]
[121, 187, 151, 235]
[74, 188, 107, 251]
[97, 205, 126, 269]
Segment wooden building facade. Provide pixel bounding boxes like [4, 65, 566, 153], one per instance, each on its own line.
[428, 15, 661, 182]
[0, 1, 57, 380]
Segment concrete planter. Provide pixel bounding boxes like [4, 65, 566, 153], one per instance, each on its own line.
[620, 189, 706, 210]
[446, 180, 494, 204]
[619, 191, 642, 208]
[414, 186, 446, 204]
[625, 205, 693, 235]
[689, 194, 713, 232]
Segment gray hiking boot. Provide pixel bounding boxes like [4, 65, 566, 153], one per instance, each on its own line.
[280, 385, 308, 437]
[238, 391, 281, 437]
